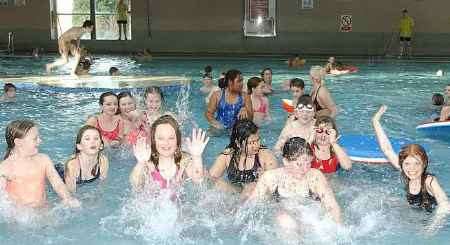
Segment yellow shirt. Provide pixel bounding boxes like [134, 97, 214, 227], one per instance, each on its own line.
[116, 2, 128, 21]
[399, 16, 414, 37]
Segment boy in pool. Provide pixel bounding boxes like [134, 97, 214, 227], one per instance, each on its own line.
[0, 83, 16, 102]
[46, 20, 94, 75]
[0, 120, 80, 208]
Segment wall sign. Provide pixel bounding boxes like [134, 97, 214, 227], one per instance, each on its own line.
[340, 15, 352, 32]
[301, 0, 313, 9]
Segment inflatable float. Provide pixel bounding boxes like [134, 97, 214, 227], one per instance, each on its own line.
[329, 66, 359, 75]
[281, 99, 294, 113]
[416, 120, 450, 141]
[338, 134, 411, 163]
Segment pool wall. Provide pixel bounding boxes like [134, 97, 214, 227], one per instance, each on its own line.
[1, 0, 450, 56]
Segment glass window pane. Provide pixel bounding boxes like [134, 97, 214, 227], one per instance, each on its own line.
[244, 0, 277, 37]
[96, 14, 129, 40]
[96, 0, 118, 13]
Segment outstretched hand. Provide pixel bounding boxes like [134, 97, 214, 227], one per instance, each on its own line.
[185, 128, 210, 157]
[372, 105, 387, 122]
[133, 136, 151, 163]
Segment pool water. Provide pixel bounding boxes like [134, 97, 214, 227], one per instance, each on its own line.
[1, 56, 450, 244]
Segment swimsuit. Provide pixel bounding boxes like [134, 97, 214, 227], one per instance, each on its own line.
[312, 85, 324, 112]
[310, 144, 339, 173]
[76, 158, 101, 185]
[253, 96, 268, 114]
[227, 153, 261, 186]
[96, 117, 121, 142]
[126, 124, 147, 145]
[406, 175, 437, 212]
[216, 90, 244, 129]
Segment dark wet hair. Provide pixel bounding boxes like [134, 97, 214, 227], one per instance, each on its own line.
[143, 86, 165, 110]
[204, 65, 212, 74]
[79, 58, 91, 70]
[296, 95, 313, 107]
[82, 20, 94, 28]
[3, 83, 16, 92]
[117, 91, 134, 114]
[247, 77, 262, 94]
[432, 93, 444, 106]
[290, 78, 305, 89]
[282, 137, 313, 162]
[109, 67, 119, 75]
[226, 119, 259, 166]
[99, 92, 117, 105]
[261, 68, 272, 77]
[398, 144, 434, 210]
[218, 77, 227, 89]
[4, 119, 36, 159]
[150, 115, 182, 170]
[73, 125, 104, 155]
[225, 69, 242, 88]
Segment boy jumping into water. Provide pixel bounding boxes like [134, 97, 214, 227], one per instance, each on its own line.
[46, 20, 94, 75]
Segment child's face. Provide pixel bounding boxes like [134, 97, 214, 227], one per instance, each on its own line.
[5, 88, 16, 98]
[290, 86, 304, 100]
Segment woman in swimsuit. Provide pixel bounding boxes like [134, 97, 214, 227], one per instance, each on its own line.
[309, 66, 337, 118]
[247, 77, 271, 126]
[130, 115, 209, 194]
[0, 120, 80, 208]
[249, 137, 342, 224]
[86, 92, 124, 147]
[118, 92, 147, 145]
[206, 69, 253, 131]
[64, 125, 109, 193]
[209, 119, 278, 199]
[372, 105, 450, 213]
[311, 116, 352, 174]
[274, 95, 316, 154]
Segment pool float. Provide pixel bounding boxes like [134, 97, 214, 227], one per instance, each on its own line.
[281, 99, 294, 113]
[338, 134, 411, 163]
[329, 66, 359, 75]
[416, 120, 450, 141]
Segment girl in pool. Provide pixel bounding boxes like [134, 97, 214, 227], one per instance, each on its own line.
[86, 92, 124, 147]
[247, 77, 271, 126]
[311, 116, 352, 174]
[64, 125, 109, 193]
[130, 115, 209, 193]
[261, 68, 273, 94]
[200, 74, 220, 104]
[209, 119, 278, 199]
[141, 86, 165, 128]
[0, 120, 80, 208]
[249, 137, 342, 224]
[274, 95, 316, 154]
[372, 105, 450, 213]
[118, 91, 147, 145]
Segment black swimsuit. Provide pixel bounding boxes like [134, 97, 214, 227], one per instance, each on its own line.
[406, 176, 437, 212]
[76, 161, 101, 185]
[312, 85, 323, 112]
[227, 153, 261, 186]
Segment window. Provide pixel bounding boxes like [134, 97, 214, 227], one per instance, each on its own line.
[0, 0, 26, 7]
[50, 0, 131, 40]
[244, 0, 277, 37]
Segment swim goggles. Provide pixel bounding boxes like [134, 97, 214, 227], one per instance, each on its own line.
[295, 103, 314, 112]
[315, 128, 331, 135]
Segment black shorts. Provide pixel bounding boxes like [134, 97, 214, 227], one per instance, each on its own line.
[117, 20, 127, 24]
[400, 36, 411, 42]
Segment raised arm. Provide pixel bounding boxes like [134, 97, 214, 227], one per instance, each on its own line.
[99, 154, 109, 180]
[328, 129, 352, 170]
[44, 155, 80, 207]
[184, 128, 209, 183]
[371, 105, 400, 169]
[308, 169, 342, 224]
[130, 137, 151, 192]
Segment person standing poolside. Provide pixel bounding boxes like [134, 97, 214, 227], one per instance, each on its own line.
[206, 69, 253, 131]
[0, 83, 16, 102]
[63, 125, 109, 193]
[46, 20, 94, 75]
[310, 66, 337, 118]
[0, 120, 80, 208]
[116, 0, 129, 40]
[209, 119, 278, 199]
[398, 9, 415, 58]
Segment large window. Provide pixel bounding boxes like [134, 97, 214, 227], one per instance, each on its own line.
[50, 0, 131, 40]
[244, 0, 276, 37]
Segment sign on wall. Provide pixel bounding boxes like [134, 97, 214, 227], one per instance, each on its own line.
[301, 0, 314, 9]
[339, 15, 352, 32]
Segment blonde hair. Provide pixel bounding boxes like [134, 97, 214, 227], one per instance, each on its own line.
[310, 66, 326, 81]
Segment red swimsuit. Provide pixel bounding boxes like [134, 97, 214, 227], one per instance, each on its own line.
[96, 118, 121, 142]
[310, 144, 339, 173]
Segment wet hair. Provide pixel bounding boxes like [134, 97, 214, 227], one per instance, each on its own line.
[226, 119, 259, 164]
[282, 137, 313, 162]
[143, 86, 165, 110]
[310, 66, 326, 81]
[4, 119, 36, 159]
[296, 95, 313, 107]
[79, 58, 91, 70]
[73, 125, 104, 155]
[315, 115, 338, 136]
[99, 91, 117, 105]
[225, 69, 242, 89]
[398, 144, 433, 210]
[150, 115, 182, 170]
[432, 93, 444, 106]
[290, 78, 305, 89]
[247, 77, 262, 95]
[117, 91, 134, 114]
[261, 68, 272, 77]
[109, 67, 119, 75]
[82, 20, 94, 28]
[204, 65, 212, 74]
[218, 77, 227, 89]
[3, 83, 16, 92]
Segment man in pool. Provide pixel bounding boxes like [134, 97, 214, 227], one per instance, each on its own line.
[398, 9, 414, 58]
[0, 83, 16, 102]
[46, 20, 94, 75]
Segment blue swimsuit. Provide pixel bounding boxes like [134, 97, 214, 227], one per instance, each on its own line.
[216, 90, 244, 129]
